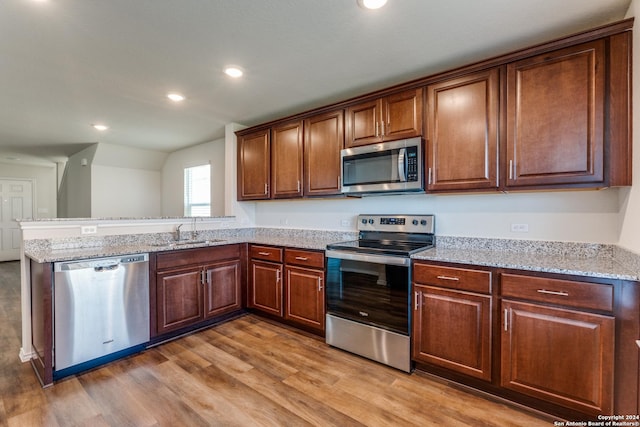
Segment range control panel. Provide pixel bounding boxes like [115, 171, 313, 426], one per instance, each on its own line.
[357, 214, 435, 234]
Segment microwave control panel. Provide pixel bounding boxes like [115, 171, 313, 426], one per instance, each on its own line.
[407, 147, 418, 181]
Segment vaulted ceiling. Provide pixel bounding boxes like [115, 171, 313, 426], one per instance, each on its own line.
[0, 0, 632, 165]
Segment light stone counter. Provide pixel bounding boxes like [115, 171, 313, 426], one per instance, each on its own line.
[24, 231, 640, 281]
[411, 236, 639, 281]
[24, 228, 357, 263]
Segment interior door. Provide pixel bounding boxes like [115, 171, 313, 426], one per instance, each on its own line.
[0, 179, 33, 261]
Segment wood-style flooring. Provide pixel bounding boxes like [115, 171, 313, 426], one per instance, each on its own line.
[0, 261, 552, 426]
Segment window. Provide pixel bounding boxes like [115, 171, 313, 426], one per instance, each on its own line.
[184, 164, 210, 217]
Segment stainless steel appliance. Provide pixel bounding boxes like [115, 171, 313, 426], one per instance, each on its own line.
[53, 254, 150, 376]
[341, 137, 423, 195]
[325, 214, 434, 372]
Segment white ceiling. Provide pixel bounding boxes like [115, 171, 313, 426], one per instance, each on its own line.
[0, 0, 632, 165]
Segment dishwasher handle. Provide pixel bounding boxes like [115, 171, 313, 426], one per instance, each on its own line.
[55, 253, 149, 272]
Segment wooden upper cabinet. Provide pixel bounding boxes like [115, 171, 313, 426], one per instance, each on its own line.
[272, 120, 303, 199]
[506, 40, 605, 188]
[345, 88, 423, 147]
[426, 68, 500, 191]
[237, 129, 270, 200]
[304, 109, 344, 196]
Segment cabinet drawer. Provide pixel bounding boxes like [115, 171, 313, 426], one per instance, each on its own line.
[285, 249, 324, 269]
[250, 245, 283, 263]
[413, 263, 491, 294]
[156, 244, 241, 270]
[501, 273, 613, 312]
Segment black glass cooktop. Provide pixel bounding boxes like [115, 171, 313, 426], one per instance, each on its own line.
[326, 239, 434, 257]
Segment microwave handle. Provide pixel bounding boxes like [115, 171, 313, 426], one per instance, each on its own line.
[398, 148, 407, 182]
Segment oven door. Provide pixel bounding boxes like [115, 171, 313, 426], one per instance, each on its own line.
[325, 250, 411, 335]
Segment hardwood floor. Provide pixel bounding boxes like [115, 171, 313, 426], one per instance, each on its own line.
[0, 261, 552, 426]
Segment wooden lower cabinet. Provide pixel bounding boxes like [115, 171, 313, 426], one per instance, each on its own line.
[285, 265, 325, 331]
[412, 284, 491, 381]
[249, 260, 283, 316]
[248, 245, 326, 335]
[411, 262, 635, 419]
[154, 245, 243, 336]
[501, 300, 614, 416]
[157, 267, 204, 334]
[412, 263, 492, 381]
[204, 259, 242, 318]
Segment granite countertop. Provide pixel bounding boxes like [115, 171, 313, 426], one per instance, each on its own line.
[23, 230, 640, 282]
[411, 237, 640, 281]
[23, 228, 356, 264]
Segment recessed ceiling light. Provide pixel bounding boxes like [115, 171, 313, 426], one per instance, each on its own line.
[167, 93, 185, 102]
[92, 124, 109, 131]
[357, 0, 388, 9]
[224, 67, 243, 78]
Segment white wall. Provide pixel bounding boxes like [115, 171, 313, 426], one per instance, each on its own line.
[57, 144, 96, 218]
[0, 162, 57, 219]
[618, 3, 640, 253]
[161, 138, 225, 217]
[91, 165, 162, 217]
[252, 189, 622, 243]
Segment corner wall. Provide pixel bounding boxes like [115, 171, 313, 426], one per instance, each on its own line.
[619, 4, 640, 253]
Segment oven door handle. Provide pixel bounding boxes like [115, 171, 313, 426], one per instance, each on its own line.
[325, 250, 410, 266]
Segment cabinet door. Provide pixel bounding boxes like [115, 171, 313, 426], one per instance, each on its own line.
[304, 110, 344, 196]
[249, 260, 283, 317]
[285, 266, 325, 331]
[501, 300, 614, 415]
[506, 40, 605, 187]
[237, 129, 270, 200]
[383, 88, 423, 142]
[204, 259, 242, 319]
[156, 267, 203, 334]
[412, 284, 491, 381]
[272, 121, 303, 198]
[427, 69, 499, 191]
[345, 98, 383, 147]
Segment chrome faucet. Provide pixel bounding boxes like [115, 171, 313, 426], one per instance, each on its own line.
[192, 217, 198, 240]
[175, 224, 184, 241]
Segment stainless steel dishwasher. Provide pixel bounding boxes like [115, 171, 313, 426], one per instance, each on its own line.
[53, 253, 150, 376]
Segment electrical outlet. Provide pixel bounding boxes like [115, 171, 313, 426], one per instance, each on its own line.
[341, 219, 352, 227]
[510, 223, 529, 233]
[279, 218, 289, 225]
[81, 225, 97, 234]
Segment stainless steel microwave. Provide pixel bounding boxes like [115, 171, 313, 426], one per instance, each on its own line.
[341, 137, 423, 195]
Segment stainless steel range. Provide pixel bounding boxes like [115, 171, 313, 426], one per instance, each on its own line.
[325, 214, 435, 372]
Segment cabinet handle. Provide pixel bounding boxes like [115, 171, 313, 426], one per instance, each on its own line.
[264, 182, 268, 195]
[381, 121, 385, 136]
[504, 308, 509, 331]
[200, 270, 206, 285]
[258, 251, 272, 257]
[537, 289, 569, 297]
[295, 256, 308, 261]
[428, 168, 432, 185]
[318, 277, 323, 292]
[375, 122, 379, 137]
[387, 122, 391, 134]
[276, 269, 281, 283]
[297, 180, 301, 192]
[509, 160, 514, 180]
[436, 275, 460, 281]
[414, 291, 419, 310]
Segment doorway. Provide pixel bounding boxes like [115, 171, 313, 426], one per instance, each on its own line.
[0, 179, 34, 261]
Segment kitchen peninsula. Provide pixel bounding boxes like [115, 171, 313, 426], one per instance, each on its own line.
[20, 216, 640, 420]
